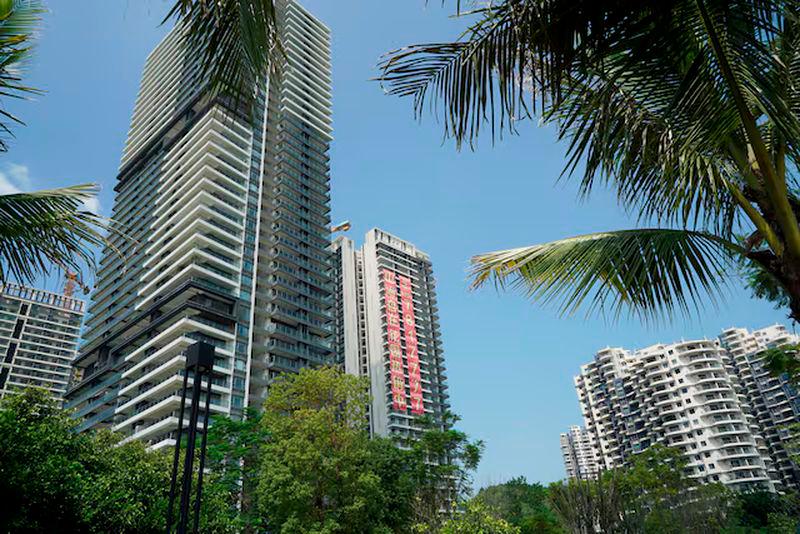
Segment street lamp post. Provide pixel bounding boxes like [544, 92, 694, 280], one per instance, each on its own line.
[165, 341, 216, 534]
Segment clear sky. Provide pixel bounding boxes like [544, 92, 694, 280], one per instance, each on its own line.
[6, 1, 793, 487]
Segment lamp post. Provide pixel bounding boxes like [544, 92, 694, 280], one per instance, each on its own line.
[166, 341, 216, 534]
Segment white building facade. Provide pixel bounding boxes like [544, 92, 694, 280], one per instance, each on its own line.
[0, 283, 84, 403]
[65, 1, 335, 446]
[571, 336, 778, 492]
[560, 425, 599, 481]
[331, 229, 450, 440]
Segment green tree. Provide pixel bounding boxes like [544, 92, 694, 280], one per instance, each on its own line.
[0, 387, 93, 532]
[763, 343, 800, 384]
[438, 501, 521, 534]
[0, 388, 172, 532]
[204, 408, 270, 530]
[380, 0, 800, 324]
[475, 477, 563, 533]
[0, 388, 238, 533]
[728, 490, 800, 531]
[405, 412, 484, 531]
[255, 366, 417, 533]
[548, 446, 733, 534]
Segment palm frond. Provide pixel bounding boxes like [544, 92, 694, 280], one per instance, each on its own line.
[166, 0, 282, 114]
[379, 0, 800, 235]
[0, 184, 106, 287]
[470, 229, 745, 322]
[0, 0, 44, 152]
[378, 2, 531, 148]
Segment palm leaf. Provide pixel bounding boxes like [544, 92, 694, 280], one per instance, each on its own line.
[0, 184, 106, 288]
[470, 229, 745, 321]
[379, 1, 800, 235]
[165, 0, 282, 113]
[0, 0, 44, 152]
[378, 2, 530, 148]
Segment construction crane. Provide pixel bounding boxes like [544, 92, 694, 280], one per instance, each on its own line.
[64, 272, 90, 297]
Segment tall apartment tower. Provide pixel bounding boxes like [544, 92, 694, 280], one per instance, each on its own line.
[560, 425, 599, 481]
[0, 283, 84, 403]
[331, 229, 450, 439]
[65, 1, 335, 445]
[719, 325, 800, 489]
[573, 339, 776, 492]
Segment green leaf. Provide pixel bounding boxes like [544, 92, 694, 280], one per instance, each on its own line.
[0, 184, 107, 287]
[470, 228, 745, 322]
[165, 0, 283, 115]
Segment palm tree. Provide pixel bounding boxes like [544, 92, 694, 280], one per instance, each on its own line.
[0, 185, 105, 287]
[0, 0, 43, 151]
[0, 1, 282, 288]
[166, 0, 281, 107]
[379, 0, 800, 323]
[0, 1, 103, 288]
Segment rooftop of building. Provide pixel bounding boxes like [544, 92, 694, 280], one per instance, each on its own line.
[0, 282, 85, 313]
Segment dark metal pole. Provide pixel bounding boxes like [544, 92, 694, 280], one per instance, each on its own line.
[192, 371, 214, 534]
[166, 369, 190, 534]
[177, 370, 203, 534]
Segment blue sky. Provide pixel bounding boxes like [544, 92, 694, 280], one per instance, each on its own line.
[6, 1, 793, 487]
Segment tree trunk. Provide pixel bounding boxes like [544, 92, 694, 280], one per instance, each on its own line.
[783, 262, 800, 323]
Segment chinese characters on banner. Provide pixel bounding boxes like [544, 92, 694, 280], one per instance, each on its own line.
[383, 269, 407, 411]
[399, 274, 424, 415]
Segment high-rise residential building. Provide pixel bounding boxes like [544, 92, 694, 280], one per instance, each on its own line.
[330, 229, 450, 440]
[65, 1, 335, 445]
[719, 325, 800, 489]
[571, 337, 777, 492]
[0, 283, 84, 403]
[560, 425, 599, 481]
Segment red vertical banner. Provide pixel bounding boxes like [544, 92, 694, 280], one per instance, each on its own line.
[399, 274, 424, 415]
[383, 269, 407, 411]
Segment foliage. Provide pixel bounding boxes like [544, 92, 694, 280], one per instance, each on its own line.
[380, 0, 800, 324]
[764, 344, 800, 385]
[165, 0, 282, 112]
[474, 477, 563, 533]
[548, 445, 734, 534]
[255, 366, 418, 533]
[205, 407, 269, 530]
[0, 388, 171, 532]
[470, 229, 740, 322]
[727, 491, 800, 532]
[0, 0, 44, 151]
[0, 3, 106, 288]
[0, 388, 238, 533]
[0, 184, 107, 288]
[405, 411, 485, 531]
[0, 387, 94, 532]
[438, 501, 520, 534]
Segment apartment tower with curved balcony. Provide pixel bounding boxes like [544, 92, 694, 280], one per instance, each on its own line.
[65, 1, 335, 446]
[719, 325, 800, 489]
[573, 338, 776, 492]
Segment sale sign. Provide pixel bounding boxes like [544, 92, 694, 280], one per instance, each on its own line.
[399, 274, 424, 415]
[383, 269, 407, 411]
